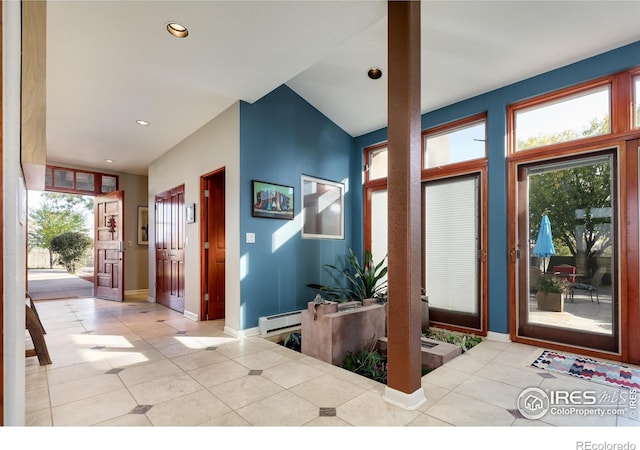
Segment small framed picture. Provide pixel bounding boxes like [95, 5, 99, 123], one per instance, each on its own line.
[137, 206, 149, 245]
[252, 180, 294, 220]
[186, 203, 196, 224]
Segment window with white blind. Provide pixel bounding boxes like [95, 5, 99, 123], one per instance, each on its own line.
[370, 189, 388, 287]
[424, 175, 480, 315]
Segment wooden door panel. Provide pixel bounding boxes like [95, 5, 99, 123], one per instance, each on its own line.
[205, 171, 225, 320]
[94, 191, 124, 301]
[155, 185, 185, 313]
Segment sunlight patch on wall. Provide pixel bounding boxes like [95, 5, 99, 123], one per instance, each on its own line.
[272, 212, 303, 253]
[240, 253, 249, 281]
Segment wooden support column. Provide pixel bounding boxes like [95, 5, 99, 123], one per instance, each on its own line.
[383, 1, 426, 409]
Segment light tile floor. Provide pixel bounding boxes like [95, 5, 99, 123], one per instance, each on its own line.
[24, 296, 640, 432]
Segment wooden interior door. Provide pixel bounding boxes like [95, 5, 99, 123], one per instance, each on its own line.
[94, 191, 124, 301]
[155, 185, 185, 313]
[202, 169, 225, 320]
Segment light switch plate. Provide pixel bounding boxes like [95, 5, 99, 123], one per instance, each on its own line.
[246, 232, 255, 244]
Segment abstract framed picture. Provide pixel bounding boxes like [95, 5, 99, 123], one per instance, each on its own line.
[252, 180, 294, 220]
[301, 175, 344, 240]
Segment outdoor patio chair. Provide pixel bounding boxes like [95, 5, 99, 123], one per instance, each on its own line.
[571, 267, 606, 304]
[553, 264, 577, 283]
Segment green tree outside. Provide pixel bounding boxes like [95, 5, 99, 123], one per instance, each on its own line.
[51, 232, 93, 274]
[522, 115, 612, 277]
[28, 192, 93, 269]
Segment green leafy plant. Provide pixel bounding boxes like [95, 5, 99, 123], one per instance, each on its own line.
[50, 231, 93, 274]
[342, 339, 387, 384]
[282, 332, 301, 352]
[307, 248, 387, 303]
[535, 274, 570, 294]
[426, 328, 483, 353]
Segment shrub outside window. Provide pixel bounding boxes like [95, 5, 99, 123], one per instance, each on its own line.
[514, 85, 610, 151]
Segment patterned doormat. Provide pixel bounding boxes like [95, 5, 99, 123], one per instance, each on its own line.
[531, 350, 640, 390]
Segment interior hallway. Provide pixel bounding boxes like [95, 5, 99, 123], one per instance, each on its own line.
[24, 295, 640, 428]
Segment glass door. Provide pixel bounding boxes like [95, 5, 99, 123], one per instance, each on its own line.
[424, 174, 482, 329]
[516, 150, 618, 352]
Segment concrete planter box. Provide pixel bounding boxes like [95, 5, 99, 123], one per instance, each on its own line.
[377, 336, 461, 370]
[536, 292, 565, 312]
[301, 300, 386, 366]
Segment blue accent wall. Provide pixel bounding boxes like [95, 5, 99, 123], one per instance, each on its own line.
[354, 40, 640, 334]
[239, 85, 356, 329]
[238, 41, 640, 333]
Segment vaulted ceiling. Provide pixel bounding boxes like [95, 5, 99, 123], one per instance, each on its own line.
[45, 1, 640, 176]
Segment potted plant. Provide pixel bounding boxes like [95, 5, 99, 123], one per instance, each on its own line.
[307, 248, 387, 304]
[535, 274, 570, 312]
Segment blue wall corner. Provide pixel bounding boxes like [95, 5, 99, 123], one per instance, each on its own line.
[239, 85, 357, 329]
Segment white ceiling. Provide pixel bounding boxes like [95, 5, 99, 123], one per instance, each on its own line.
[45, 1, 640, 176]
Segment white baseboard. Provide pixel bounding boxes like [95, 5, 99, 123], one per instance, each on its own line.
[183, 310, 198, 321]
[224, 326, 259, 338]
[486, 331, 512, 342]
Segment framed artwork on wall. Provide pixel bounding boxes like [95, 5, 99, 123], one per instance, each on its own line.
[301, 175, 344, 240]
[137, 206, 149, 245]
[252, 180, 294, 220]
[186, 203, 196, 224]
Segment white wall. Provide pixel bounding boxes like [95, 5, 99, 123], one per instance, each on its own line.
[148, 103, 241, 332]
[3, 0, 27, 425]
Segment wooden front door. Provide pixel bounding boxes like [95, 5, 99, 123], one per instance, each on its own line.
[201, 169, 225, 320]
[94, 191, 124, 301]
[155, 185, 185, 313]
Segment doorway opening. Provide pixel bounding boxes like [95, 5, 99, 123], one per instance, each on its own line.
[26, 190, 95, 300]
[515, 149, 618, 353]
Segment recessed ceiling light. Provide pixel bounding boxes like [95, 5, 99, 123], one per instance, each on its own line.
[166, 22, 189, 38]
[368, 67, 383, 80]
[105, 159, 115, 164]
[136, 120, 150, 126]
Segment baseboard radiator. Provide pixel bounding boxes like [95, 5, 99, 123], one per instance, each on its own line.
[258, 310, 303, 335]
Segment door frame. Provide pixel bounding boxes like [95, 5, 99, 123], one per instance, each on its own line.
[621, 139, 640, 365]
[508, 139, 640, 363]
[514, 149, 619, 353]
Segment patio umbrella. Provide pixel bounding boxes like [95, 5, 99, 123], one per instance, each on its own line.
[533, 214, 555, 273]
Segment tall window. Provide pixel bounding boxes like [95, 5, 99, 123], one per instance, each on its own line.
[424, 175, 481, 328]
[364, 114, 487, 332]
